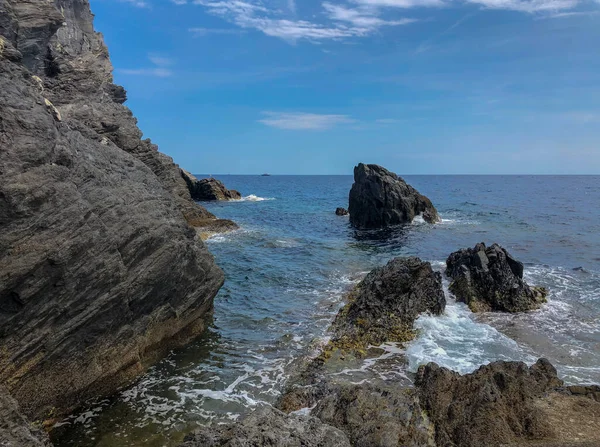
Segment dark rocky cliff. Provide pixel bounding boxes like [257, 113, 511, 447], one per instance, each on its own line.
[0, 0, 231, 422]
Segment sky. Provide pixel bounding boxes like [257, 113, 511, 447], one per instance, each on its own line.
[91, 0, 600, 174]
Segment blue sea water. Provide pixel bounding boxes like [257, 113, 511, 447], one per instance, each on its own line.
[54, 175, 600, 446]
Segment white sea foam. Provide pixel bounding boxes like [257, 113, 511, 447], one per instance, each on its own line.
[406, 300, 535, 374]
[238, 194, 274, 202]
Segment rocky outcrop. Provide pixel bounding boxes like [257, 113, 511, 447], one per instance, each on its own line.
[0, 0, 229, 421]
[446, 242, 547, 312]
[310, 383, 435, 447]
[348, 163, 439, 229]
[329, 257, 445, 354]
[416, 358, 600, 447]
[0, 386, 50, 446]
[179, 407, 351, 447]
[181, 170, 242, 201]
[335, 207, 349, 216]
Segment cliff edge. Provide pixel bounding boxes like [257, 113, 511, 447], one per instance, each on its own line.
[0, 0, 231, 422]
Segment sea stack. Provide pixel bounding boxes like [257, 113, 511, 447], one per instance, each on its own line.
[0, 0, 228, 423]
[348, 163, 439, 229]
[446, 242, 548, 312]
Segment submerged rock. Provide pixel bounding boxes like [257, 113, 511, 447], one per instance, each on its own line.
[0, 0, 228, 421]
[446, 242, 547, 312]
[179, 406, 351, 447]
[348, 163, 439, 229]
[181, 170, 242, 201]
[335, 207, 349, 216]
[415, 358, 600, 447]
[329, 257, 445, 354]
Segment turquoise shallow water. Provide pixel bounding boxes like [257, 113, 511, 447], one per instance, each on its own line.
[53, 175, 600, 446]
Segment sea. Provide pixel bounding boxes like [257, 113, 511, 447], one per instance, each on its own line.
[53, 175, 600, 446]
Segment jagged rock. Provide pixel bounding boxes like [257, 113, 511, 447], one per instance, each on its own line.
[179, 406, 351, 447]
[310, 383, 435, 447]
[180, 170, 241, 201]
[0, 0, 228, 421]
[329, 257, 445, 354]
[446, 242, 547, 312]
[416, 359, 600, 447]
[0, 386, 50, 446]
[348, 163, 439, 229]
[335, 207, 349, 216]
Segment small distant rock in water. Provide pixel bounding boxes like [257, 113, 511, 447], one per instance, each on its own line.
[335, 207, 349, 216]
[446, 242, 548, 312]
[181, 170, 242, 201]
[348, 163, 439, 229]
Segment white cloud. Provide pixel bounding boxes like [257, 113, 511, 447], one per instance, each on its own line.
[148, 55, 174, 66]
[258, 112, 355, 129]
[118, 68, 173, 77]
[118, 55, 174, 77]
[352, 0, 583, 12]
[183, 0, 590, 44]
[121, 0, 149, 7]
[323, 3, 416, 28]
[189, 27, 246, 35]
[190, 0, 416, 41]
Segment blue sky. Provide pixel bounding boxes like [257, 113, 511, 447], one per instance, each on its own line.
[92, 0, 600, 174]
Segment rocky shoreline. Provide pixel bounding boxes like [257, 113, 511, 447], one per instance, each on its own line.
[182, 253, 600, 447]
[0, 0, 236, 440]
[1, 0, 598, 446]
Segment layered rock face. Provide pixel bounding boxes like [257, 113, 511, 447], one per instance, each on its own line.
[446, 242, 547, 312]
[0, 0, 227, 421]
[181, 170, 242, 201]
[329, 257, 445, 353]
[348, 163, 439, 229]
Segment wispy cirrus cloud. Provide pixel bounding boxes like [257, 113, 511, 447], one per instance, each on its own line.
[120, 0, 149, 7]
[259, 112, 355, 130]
[189, 27, 246, 35]
[178, 0, 415, 42]
[118, 54, 174, 77]
[323, 2, 417, 28]
[175, 0, 594, 43]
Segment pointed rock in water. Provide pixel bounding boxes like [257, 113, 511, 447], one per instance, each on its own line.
[329, 256, 445, 353]
[335, 207, 349, 216]
[181, 170, 242, 201]
[446, 242, 547, 312]
[179, 407, 352, 447]
[0, 0, 230, 421]
[348, 163, 440, 229]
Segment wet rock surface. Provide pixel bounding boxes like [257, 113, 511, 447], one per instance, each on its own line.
[328, 257, 445, 353]
[335, 207, 349, 216]
[0, 0, 229, 421]
[179, 406, 351, 447]
[181, 170, 242, 201]
[348, 163, 439, 229]
[0, 386, 50, 447]
[446, 242, 547, 312]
